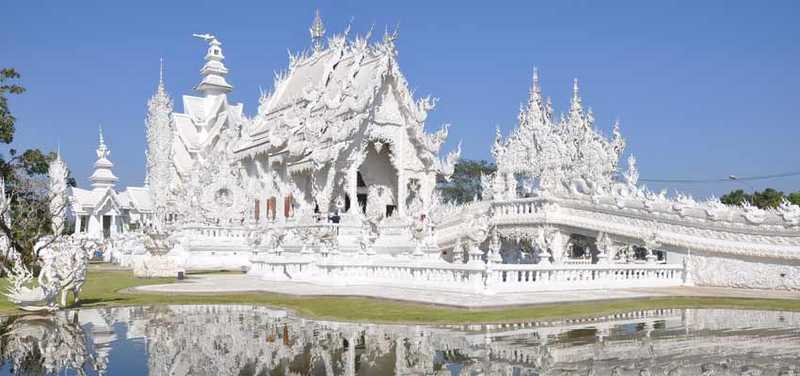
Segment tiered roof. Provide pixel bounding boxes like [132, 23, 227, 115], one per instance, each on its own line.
[236, 22, 458, 175]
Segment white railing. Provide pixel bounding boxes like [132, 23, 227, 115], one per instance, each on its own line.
[315, 261, 486, 291]
[248, 255, 685, 293]
[492, 198, 546, 218]
[487, 263, 684, 292]
[182, 225, 251, 239]
[563, 258, 593, 265]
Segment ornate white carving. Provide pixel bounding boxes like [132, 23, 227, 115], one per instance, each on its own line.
[145, 60, 178, 222]
[778, 198, 800, 226]
[4, 235, 92, 311]
[48, 152, 69, 234]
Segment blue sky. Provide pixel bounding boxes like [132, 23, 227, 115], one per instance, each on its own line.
[4, 0, 799, 198]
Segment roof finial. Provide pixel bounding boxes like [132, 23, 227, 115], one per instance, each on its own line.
[159, 57, 164, 87]
[531, 67, 541, 96]
[570, 78, 583, 116]
[192, 33, 233, 95]
[383, 23, 399, 44]
[96, 124, 111, 161]
[572, 78, 580, 100]
[91, 124, 117, 189]
[310, 9, 326, 51]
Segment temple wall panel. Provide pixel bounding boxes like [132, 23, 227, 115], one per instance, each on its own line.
[687, 253, 800, 290]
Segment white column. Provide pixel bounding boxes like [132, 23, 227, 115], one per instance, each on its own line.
[110, 215, 117, 236]
[88, 214, 100, 239]
[348, 167, 358, 213]
[396, 170, 406, 216]
[74, 215, 82, 234]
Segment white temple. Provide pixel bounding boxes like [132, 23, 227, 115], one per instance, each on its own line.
[60, 12, 800, 293]
[70, 128, 153, 239]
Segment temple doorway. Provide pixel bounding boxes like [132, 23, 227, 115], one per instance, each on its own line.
[357, 143, 398, 218]
[102, 215, 111, 239]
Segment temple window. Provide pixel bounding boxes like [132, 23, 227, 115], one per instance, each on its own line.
[267, 197, 276, 220]
[284, 194, 293, 218]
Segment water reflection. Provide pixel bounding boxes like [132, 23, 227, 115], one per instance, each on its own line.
[0, 305, 799, 375]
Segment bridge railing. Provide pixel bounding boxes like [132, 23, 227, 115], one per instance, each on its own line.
[487, 263, 684, 292]
[248, 255, 685, 293]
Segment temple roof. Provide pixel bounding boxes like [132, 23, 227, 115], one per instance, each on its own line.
[70, 186, 152, 214]
[122, 187, 154, 213]
[260, 45, 387, 118]
[235, 27, 458, 173]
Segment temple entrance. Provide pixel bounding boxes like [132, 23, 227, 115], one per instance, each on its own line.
[102, 215, 111, 239]
[357, 143, 398, 218]
[356, 172, 367, 214]
[568, 234, 596, 263]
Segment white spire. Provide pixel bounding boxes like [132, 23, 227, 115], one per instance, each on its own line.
[192, 33, 233, 96]
[158, 57, 165, 93]
[310, 9, 326, 51]
[90, 125, 118, 190]
[48, 144, 69, 235]
[569, 78, 583, 117]
[531, 67, 541, 97]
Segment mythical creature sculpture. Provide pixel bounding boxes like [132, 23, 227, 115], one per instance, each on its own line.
[595, 232, 614, 264]
[4, 235, 91, 312]
[778, 198, 800, 226]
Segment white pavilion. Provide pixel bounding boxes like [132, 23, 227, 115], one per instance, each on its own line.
[69, 129, 153, 239]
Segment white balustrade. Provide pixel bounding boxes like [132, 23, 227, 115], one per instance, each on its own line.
[249, 252, 685, 293]
[487, 263, 684, 292]
[182, 226, 251, 239]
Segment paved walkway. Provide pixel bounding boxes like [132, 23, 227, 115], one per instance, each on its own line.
[129, 274, 800, 308]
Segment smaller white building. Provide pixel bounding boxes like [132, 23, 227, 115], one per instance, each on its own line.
[70, 129, 153, 239]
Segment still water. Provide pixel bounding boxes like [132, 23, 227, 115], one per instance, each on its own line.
[0, 305, 798, 375]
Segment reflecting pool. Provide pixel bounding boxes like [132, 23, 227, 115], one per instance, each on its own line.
[0, 305, 798, 375]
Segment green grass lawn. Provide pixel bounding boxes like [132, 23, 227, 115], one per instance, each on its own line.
[2, 268, 800, 324]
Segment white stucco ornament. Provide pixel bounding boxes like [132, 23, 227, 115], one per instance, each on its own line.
[4, 235, 92, 311]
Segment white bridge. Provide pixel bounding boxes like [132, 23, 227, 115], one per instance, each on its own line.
[168, 188, 800, 293]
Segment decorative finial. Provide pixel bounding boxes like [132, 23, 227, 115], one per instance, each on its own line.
[383, 23, 399, 44]
[192, 33, 216, 43]
[310, 9, 326, 51]
[192, 33, 233, 95]
[159, 57, 164, 87]
[572, 78, 579, 99]
[531, 67, 542, 97]
[570, 78, 583, 116]
[96, 124, 110, 160]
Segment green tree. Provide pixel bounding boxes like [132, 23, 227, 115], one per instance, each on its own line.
[720, 189, 751, 206]
[720, 187, 800, 209]
[0, 68, 69, 269]
[751, 188, 785, 209]
[437, 159, 497, 204]
[788, 192, 800, 206]
[0, 68, 25, 144]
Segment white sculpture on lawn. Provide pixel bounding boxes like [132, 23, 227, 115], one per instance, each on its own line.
[3, 150, 95, 312]
[4, 235, 93, 312]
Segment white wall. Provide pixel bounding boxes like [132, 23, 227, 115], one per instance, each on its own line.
[688, 253, 800, 290]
